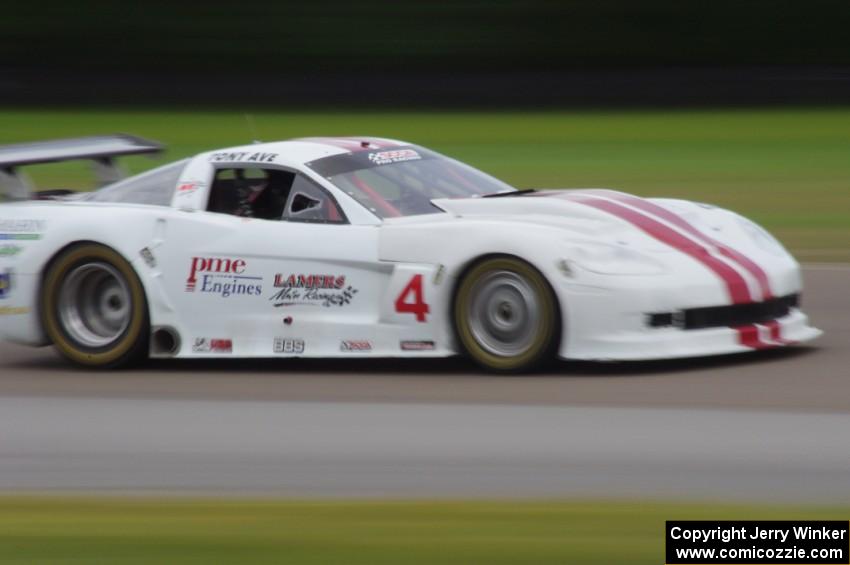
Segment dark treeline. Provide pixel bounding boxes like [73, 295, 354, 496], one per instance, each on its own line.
[3, 1, 850, 106]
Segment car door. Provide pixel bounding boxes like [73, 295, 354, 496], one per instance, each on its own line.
[157, 159, 392, 356]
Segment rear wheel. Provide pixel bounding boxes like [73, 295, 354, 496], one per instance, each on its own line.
[41, 243, 149, 368]
[453, 256, 560, 373]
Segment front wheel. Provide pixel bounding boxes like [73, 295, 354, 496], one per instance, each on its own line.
[453, 256, 560, 373]
[41, 243, 149, 368]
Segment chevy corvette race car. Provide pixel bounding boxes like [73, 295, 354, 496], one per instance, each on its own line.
[0, 135, 821, 371]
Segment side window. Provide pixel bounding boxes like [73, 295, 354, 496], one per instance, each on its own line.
[283, 175, 346, 224]
[88, 159, 189, 206]
[207, 167, 295, 220]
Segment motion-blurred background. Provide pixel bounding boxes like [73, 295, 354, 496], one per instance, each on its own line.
[5, 0, 850, 107]
[2, 2, 849, 563]
[3, 0, 849, 261]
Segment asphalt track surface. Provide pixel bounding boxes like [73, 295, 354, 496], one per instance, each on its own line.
[2, 398, 849, 502]
[0, 265, 848, 500]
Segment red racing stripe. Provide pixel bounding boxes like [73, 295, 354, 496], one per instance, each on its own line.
[297, 137, 363, 151]
[356, 137, 398, 149]
[297, 137, 397, 152]
[564, 193, 753, 304]
[583, 189, 773, 300]
[736, 325, 773, 349]
[760, 320, 794, 345]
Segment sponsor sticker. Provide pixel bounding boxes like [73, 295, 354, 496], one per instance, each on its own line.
[273, 338, 305, 354]
[0, 305, 28, 315]
[367, 149, 421, 165]
[209, 151, 278, 163]
[0, 269, 12, 299]
[139, 247, 156, 268]
[192, 338, 233, 353]
[400, 340, 435, 351]
[0, 234, 41, 241]
[274, 274, 345, 289]
[341, 340, 372, 352]
[0, 245, 22, 257]
[177, 180, 204, 196]
[269, 273, 357, 308]
[186, 257, 263, 297]
[0, 219, 45, 241]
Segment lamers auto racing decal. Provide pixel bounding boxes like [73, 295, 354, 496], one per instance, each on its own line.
[269, 273, 358, 308]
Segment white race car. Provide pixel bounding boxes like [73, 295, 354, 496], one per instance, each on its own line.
[0, 135, 821, 371]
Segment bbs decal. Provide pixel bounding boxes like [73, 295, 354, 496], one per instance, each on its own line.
[273, 338, 305, 354]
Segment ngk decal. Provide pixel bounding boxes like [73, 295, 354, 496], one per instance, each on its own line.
[186, 257, 262, 297]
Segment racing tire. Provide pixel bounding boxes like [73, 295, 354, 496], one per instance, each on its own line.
[41, 243, 149, 369]
[453, 255, 560, 373]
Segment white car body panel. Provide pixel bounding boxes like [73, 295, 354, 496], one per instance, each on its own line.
[0, 137, 821, 362]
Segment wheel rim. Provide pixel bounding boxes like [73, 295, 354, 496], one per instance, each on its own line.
[466, 270, 541, 357]
[57, 262, 132, 348]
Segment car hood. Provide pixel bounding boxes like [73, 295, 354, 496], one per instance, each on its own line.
[381, 188, 792, 271]
[425, 189, 720, 253]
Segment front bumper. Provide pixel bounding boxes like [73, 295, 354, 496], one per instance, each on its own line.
[559, 308, 820, 361]
[555, 265, 821, 361]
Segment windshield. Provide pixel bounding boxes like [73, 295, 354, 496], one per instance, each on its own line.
[305, 146, 515, 218]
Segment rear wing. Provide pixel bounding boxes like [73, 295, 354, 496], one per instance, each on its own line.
[0, 134, 163, 201]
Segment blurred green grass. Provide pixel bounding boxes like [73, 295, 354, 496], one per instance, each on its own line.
[0, 497, 848, 564]
[2, 108, 848, 260]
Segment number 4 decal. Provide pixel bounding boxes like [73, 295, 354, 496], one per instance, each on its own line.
[395, 274, 430, 322]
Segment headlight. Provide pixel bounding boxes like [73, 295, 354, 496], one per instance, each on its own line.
[566, 242, 666, 275]
[736, 216, 788, 256]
